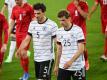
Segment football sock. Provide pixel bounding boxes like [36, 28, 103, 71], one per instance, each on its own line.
[0, 52, 4, 64]
[104, 39, 107, 57]
[20, 57, 29, 73]
[8, 41, 16, 60]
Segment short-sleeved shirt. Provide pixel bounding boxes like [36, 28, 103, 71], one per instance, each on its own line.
[57, 24, 85, 71]
[11, 3, 35, 38]
[67, 1, 88, 38]
[28, 18, 58, 62]
[5, 0, 27, 23]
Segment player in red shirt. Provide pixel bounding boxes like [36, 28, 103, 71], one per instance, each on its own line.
[9, 0, 35, 79]
[88, 0, 107, 61]
[0, 13, 8, 72]
[67, 0, 89, 70]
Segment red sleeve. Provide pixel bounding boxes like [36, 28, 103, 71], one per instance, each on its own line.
[2, 15, 9, 44]
[79, 1, 88, 13]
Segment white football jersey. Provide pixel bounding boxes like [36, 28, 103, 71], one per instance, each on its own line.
[5, 0, 27, 23]
[28, 18, 58, 62]
[57, 24, 85, 71]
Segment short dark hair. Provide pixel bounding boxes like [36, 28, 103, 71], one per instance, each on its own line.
[57, 10, 70, 19]
[33, 3, 46, 12]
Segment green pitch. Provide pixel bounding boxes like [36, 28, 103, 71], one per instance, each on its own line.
[0, 0, 107, 80]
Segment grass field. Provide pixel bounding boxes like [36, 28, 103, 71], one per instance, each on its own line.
[0, 0, 107, 80]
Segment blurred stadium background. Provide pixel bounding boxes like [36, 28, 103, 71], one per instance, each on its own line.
[0, 0, 107, 80]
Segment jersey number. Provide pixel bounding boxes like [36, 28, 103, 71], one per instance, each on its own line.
[75, 10, 78, 16]
[19, 14, 22, 21]
[63, 39, 71, 46]
[43, 66, 48, 74]
[36, 32, 40, 38]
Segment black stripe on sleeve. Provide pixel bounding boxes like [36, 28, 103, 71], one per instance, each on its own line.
[28, 32, 32, 37]
[52, 35, 56, 39]
[4, 3, 8, 6]
[77, 39, 85, 43]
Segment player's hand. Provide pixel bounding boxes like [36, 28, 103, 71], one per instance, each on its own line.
[1, 44, 7, 53]
[15, 48, 21, 58]
[20, 49, 28, 59]
[63, 60, 72, 69]
[87, 14, 91, 20]
[53, 66, 59, 76]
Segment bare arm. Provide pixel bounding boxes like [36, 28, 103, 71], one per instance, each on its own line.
[54, 42, 62, 76]
[70, 43, 84, 62]
[8, 19, 15, 36]
[19, 34, 32, 50]
[88, 2, 99, 19]
[63, 42, 84, 69]
[1, 4, 8, 14]
[16, 34, 32, 58]
[76, 6, 88, 19]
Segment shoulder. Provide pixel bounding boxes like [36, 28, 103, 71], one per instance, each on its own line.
[58, 27, 63, 30]
[57, 27, 64, 33]
[67, 2, 74, 7]
[67, 2, 75, 9]
[24, 3, 32, 8]
[79, 1, 88, 7]
[12, 5, 18, 10]
[4, 0, 8, 5]
[28, 20, 37, 30]
[46, 19, 58, 27]
[72, 24, 82, 32]
[30, 20, 37, 26]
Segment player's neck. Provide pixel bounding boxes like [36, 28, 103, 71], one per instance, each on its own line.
[18, 2, 25, 7]
[64, 23, 73, 31]
[38, 16, 47, 24]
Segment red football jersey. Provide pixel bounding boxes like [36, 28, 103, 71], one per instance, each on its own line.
[67, 1, 88, 37]
[95, 0, 107, 21]
[0, 13, 8, 45]
[11, 3, 35, 37]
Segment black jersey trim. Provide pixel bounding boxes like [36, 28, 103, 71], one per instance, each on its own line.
[52, 35, 56, 39]
[28, 32, 32, 37]
[38, 18, 48, 24]
[78, 39, 85, 43]
[64, 23, 73, 31]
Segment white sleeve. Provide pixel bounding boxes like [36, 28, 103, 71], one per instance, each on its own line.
[28, 22, 33, 34]
[51, 22, 58, 37]
[5, 0, 9, 4]
[76, 27, 85, 41]
[56, 30, 61, 42]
